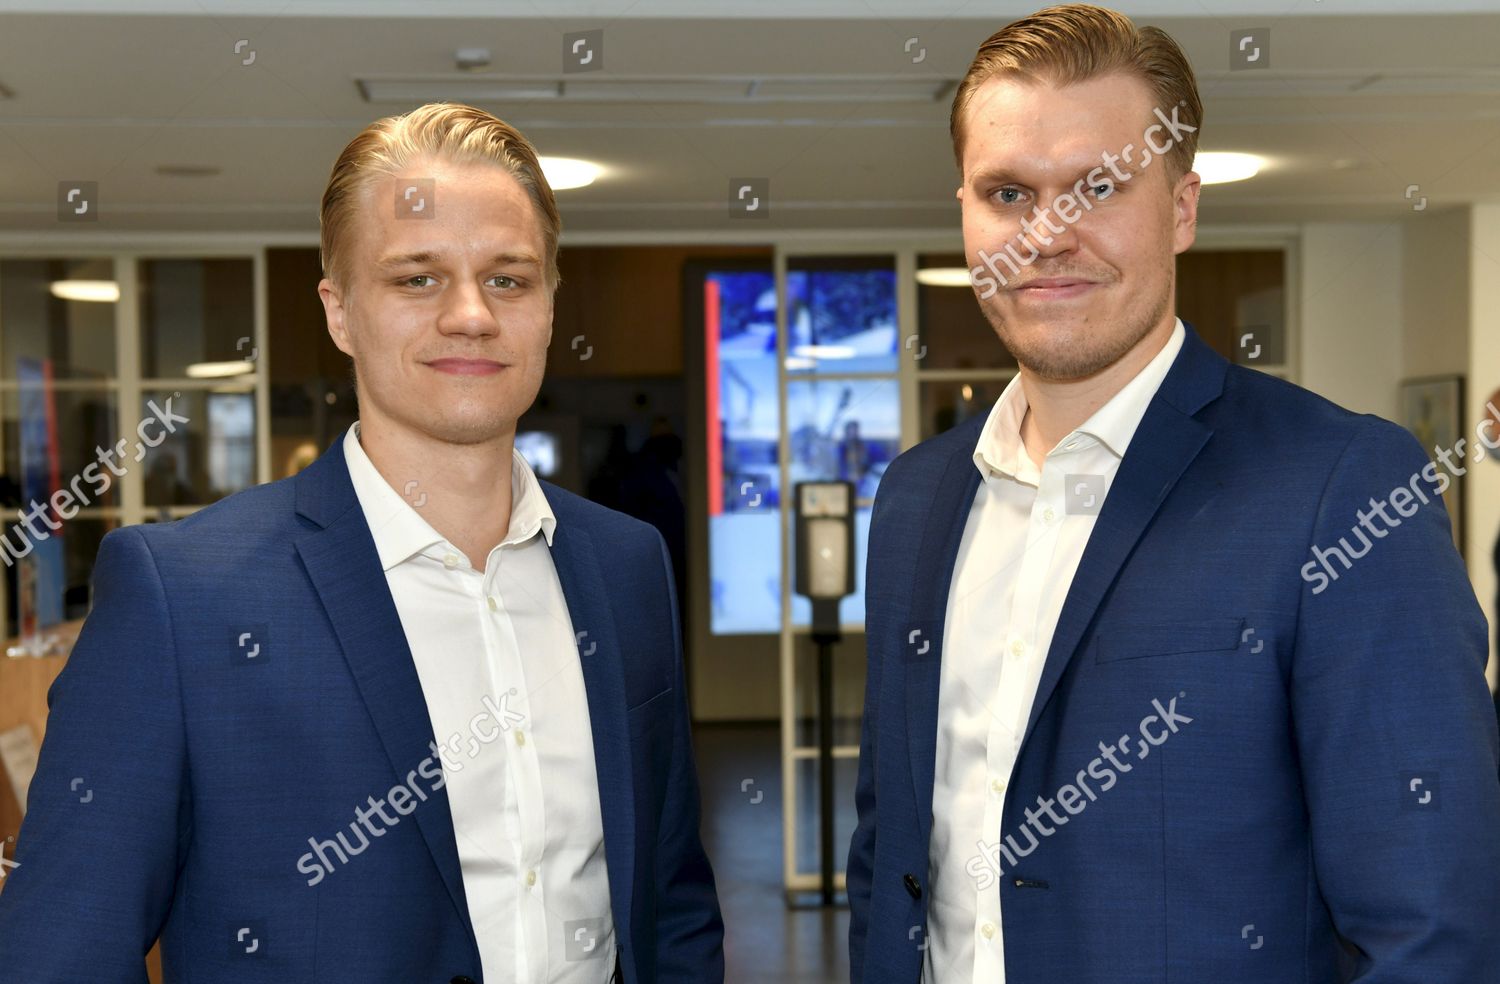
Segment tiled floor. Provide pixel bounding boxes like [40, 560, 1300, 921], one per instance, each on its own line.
[695, 723, 852, 984]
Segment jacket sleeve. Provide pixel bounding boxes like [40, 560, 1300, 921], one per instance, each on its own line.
[847, 460, 900, 984]
[649, 529, 725, 983]
[1292, 418, 1500, 981]
[0, 525, 190, 982]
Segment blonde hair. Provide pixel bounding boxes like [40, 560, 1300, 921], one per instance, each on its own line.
[950, 3, 1203, 182]
[319, 102, 561, 292]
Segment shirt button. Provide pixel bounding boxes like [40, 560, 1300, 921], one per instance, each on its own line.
[981, 923, 995, 939]
[443, 553, 460, 569]
[991, 777, 1006, 796]
[514, 729, 526, 747]
[1042, 507, 1055, 523]
[1010, 639, 1025, 658]
[526, 869, 537, 887]
[486, 596, 497, 612]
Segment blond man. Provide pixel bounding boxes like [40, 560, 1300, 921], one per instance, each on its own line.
[0, 103, 723, 984]
[849, 6, 1500, 982]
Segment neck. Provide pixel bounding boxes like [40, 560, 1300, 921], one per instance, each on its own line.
[1018, 317, 1176, 467]
[357, 413, 518, 571]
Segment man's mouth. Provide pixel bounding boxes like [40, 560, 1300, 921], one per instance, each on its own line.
[1010, 277, 1100, 301]
[424, 357, 507, 375]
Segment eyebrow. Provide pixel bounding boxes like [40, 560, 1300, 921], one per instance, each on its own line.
[374, 250, 542, 271]
[968, 162, 1113, 187]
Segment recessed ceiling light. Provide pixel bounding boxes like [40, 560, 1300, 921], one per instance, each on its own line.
[916, 267, 972, 288]
[186, 360, 255, 379]
[455, 48, 491, 71]
[49, 280, 119, 303]
[155, 164, 222, 178]
[1194, 152, 1265, 185]
[540, 156, 603, 190]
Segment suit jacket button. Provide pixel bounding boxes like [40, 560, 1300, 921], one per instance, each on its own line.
[451, 977, 477, 984]
[903, 873, 922, 899]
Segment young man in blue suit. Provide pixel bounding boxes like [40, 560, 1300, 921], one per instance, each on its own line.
[848, 5, 1500, 983]
[0, 103, 723, 983]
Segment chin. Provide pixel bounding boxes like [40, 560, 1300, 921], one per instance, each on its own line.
[411, 409, 517, 446]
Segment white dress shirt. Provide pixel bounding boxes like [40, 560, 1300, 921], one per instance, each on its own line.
[343, 421, 615, 984]
[923, 320, 1185, 983]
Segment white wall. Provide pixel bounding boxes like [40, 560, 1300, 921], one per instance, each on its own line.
[1469, 206, 1500, 686]
[1299, 222, 1404, 421]
[1301, 216, 1495, 684]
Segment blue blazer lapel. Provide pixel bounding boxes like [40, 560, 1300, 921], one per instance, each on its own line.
[290, 438, 476, 948]
[538, 488, 638, 949]
[905, 436, 984, 848]
[1019, 327, 1226, 746]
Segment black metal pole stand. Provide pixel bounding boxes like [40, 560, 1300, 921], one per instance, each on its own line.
[812, 598, 841, 907]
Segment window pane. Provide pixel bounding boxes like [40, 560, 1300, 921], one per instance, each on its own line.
[140, 388, 256, 507]
[1, 386, 119, 503]
[705, 267, 779, 635]
[919, 377, 1009, 441]
[786, 257, 898, 375]
[139, 258, 256, 379]
[0, 258, 116, 381]
[917, 251, 1015, 372]
[787, 378, 899, 628]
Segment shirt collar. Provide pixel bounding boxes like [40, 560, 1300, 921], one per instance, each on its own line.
[342, 420, 556, 572]
[973, 317, 1186, 481]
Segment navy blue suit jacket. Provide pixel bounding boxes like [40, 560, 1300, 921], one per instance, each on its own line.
[848, 326, 1500, 983]
[0, 434, 723, 983]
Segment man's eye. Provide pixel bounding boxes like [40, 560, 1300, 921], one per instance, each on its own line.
[1089, 183, 1115, 200]
[489, 275, 518, 289]
[402, 275, 433, 288]
[994, 187, 1026, 205]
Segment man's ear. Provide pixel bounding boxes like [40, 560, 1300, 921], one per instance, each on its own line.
[318, 277, 355, 359]
[1172, 169, 1202, 256]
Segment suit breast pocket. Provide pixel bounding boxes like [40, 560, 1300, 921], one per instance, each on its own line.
[1094, 617, 1245, 664]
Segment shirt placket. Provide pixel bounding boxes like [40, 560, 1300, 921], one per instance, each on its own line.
[482, 546, 549, 984]
[976, 454, 1067, 982]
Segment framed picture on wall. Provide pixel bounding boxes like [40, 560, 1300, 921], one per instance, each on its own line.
[1399, 374, 1465, 553]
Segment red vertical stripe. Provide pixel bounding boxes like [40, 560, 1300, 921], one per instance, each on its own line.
[705, 278, 723, 517]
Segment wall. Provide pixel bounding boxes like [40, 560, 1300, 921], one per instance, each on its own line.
[1469, 206, 1500, 685]
[1300, 221, 1404, 421]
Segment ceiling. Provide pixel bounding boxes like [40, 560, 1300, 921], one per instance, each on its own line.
[1, 0, 1498, 239]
